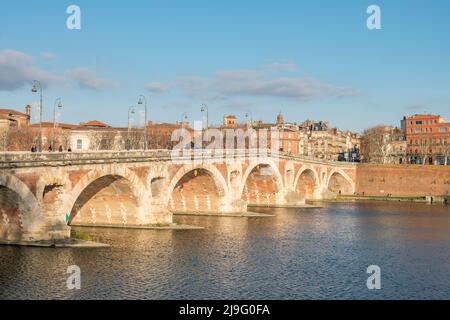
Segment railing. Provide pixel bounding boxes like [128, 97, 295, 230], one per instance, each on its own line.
[0, 149, 357, 169]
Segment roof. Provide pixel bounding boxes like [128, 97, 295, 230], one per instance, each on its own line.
[0, 108, 29, 118]
[79, 120, 110, 128]
[29, 122, 78, 129]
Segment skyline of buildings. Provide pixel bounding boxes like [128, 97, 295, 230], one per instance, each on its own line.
[2, 103, 450, 165]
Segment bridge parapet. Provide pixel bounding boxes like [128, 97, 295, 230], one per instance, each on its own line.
[0, 149, 358, 169]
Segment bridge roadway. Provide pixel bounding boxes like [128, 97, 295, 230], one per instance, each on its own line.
[0, 149, 356, 243]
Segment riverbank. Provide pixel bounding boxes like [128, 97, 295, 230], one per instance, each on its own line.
[322, 195, 449, 204]
[70, 223, 205, 230]
[0, 238, 110, 248]
[172, 211, 275, 218]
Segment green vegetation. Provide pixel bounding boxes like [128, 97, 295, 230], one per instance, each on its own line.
[72, 229, 93, 241]
[151, 223, 172, 228]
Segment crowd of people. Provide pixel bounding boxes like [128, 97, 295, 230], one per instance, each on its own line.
[30, 145, 72, 153]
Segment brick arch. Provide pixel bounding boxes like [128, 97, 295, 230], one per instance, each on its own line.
[326, 168, 355, 195]
[64, 166, 150, 225]
[238, 159, 284, 205]
[163, 163, 229, 210]
[293, 165, 321, 199]
[0, 174, 40, 241]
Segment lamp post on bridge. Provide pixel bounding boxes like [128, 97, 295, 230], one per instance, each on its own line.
[137, 95, 148, 150]
[201, 103, 208, 130]
[31, 80, 43, 152]
[52, 98, 63, 152]
[181, 112, 188, 126]
[127, 106, 136, 150]
[245, 110, 253, 128]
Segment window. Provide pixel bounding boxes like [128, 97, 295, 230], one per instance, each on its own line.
[77, 139, 82, 150]
[415, 128, 422, 133]
[100, 139, 109, 150]
[438, 127, 447, 133]
[415, 121, 423, 125]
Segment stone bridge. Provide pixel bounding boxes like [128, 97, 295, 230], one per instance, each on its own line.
[0, 150, 356, 243]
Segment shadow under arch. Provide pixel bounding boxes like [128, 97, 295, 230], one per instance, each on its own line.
[239, 160, 284, 206]
[293, 165, 321, 200]
[164, 164, 229, 213]
[327, 169, 355, 195]
[66, 167, 148, 226]
[0, 175, 40, 241]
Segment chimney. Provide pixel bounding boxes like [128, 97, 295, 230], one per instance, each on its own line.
[25, 105, 31, 126]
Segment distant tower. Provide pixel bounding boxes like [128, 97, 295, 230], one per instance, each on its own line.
[277, 112, 284, 125]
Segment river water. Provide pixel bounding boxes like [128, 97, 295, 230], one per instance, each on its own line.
[1, 201, 450, 300]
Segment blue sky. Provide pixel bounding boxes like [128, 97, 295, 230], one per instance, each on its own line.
[1, 0, 449, 132]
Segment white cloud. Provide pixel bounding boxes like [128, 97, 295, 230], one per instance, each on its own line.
[178, 68, 358, 101]
[0, 50, 56, 91]
[68, 68, 118, 91]
[144, 81, 170, 93]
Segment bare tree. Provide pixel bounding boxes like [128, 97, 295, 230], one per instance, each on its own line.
[4, 128, 36, 151]
[119, 130, 144, 150]
[360, 125, 404, 164]
[89, 130, 119, 151]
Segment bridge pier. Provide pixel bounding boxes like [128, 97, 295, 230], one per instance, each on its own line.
[218, 197, 248, 214]
[283, 190, 306, 206]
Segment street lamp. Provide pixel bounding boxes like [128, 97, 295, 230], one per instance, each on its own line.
[31, 80, 43, 151]
[52, 98, 63, 151]
[181, 112, 188, 127]
[245, 110, 253, 127]
[201, 103, 208, 130]
[127, 106, 136, 150]
[137, 95, 148, 150]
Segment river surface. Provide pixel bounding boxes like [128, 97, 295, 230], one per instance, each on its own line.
[1, 201, 450, 300]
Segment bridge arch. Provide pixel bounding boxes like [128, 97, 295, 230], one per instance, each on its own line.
[326, 169, 355, 195]
[65, 166, 149, 226]
[165, 163, 229, 213]
[239, 159, 284, 206]
[0, 175, 40, 241]
[294, 165, 321, 200]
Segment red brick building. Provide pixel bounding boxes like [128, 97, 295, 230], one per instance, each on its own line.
[402, 114, 450, 165]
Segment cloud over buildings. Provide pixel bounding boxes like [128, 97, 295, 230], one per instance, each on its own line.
[67, 68, 119, 91]
[150, 64, 358, 101]
[144, 81, 171, 93]
[0, 50, 56, 91]
[0, 49, 119, 92]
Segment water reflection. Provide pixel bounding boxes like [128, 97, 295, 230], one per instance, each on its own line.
[1, 202, 450, 299]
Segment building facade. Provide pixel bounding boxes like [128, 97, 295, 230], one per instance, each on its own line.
[402, 114, 450, 165]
